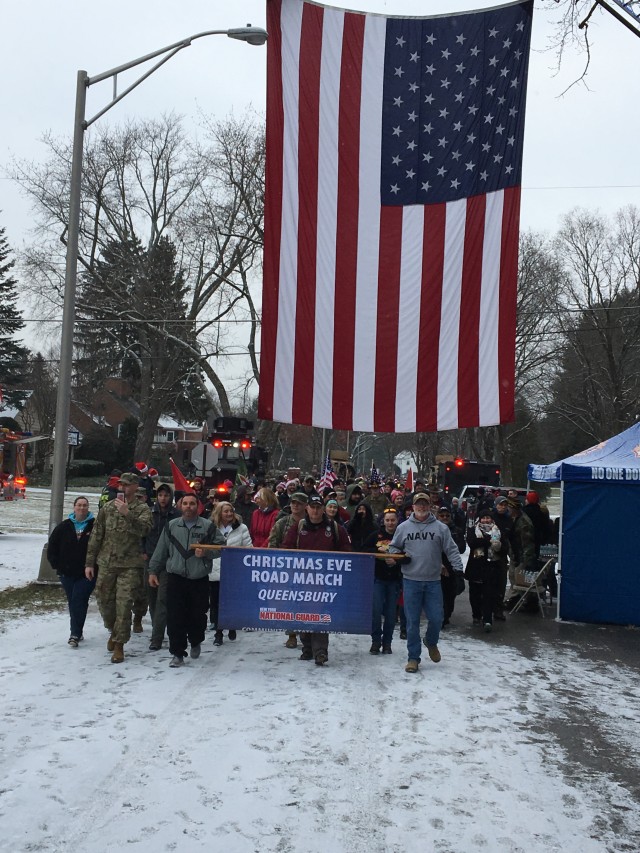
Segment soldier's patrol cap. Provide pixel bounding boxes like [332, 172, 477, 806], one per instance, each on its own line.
[119, 472, 140, 485]
[289, 491, 309, 505]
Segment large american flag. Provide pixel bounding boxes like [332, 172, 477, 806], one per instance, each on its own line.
[259, 0, 533, 433]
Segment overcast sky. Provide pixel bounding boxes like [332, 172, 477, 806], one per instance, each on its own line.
[2, 0, 639, 396]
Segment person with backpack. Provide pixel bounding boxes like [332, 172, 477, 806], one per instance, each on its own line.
[143, 483, 180, 651]
[268, 491, 309, 650]
[281, 493, 352, 666]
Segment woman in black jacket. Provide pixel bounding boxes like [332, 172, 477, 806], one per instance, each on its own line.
[47, 496, 96, 647]
[346, 501, 378, 550]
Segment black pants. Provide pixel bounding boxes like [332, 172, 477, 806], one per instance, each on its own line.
[209, 580, 220, 626]
[494, 559, 508, 613]
[441, 573, 457, 621]
[469, 564, 498, 625]
[167, 573, 209, 656]
[301, 632, 329, 655]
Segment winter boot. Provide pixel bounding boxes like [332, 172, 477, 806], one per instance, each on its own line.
[427, 645, 441, 663]
[285, 633, 298, 649]
[111, 642, 124, 663]
[107, 633, 116, 652]
[405, 659, 419, 673]
[369, 643, 381, 655]
[133, 618, 144, 633]
[213, 631, 223, 646]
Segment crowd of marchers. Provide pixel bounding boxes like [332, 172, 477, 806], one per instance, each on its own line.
[46, 465, 555, 673]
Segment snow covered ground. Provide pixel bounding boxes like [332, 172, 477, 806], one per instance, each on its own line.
[1, 494, 639, 852]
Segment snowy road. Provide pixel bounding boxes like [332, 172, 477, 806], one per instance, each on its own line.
[1, 590, 639, 849]
[1, 504, 639, 852]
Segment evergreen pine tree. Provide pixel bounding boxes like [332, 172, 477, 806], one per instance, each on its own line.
[0, 225, 29, 408]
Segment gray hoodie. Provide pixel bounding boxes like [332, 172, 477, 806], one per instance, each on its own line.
[389, 512, 464, 582]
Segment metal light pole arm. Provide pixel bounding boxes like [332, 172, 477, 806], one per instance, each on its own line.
[47, 25, 267, 533]
[85, 29, 229, 128]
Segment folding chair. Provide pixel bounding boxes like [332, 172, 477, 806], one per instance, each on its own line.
[509, 556, 556, 618]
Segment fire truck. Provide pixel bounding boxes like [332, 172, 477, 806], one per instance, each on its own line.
[189, 416, 268, 496]
[431, 457, 501, 498]
[0, 428, 30, 499]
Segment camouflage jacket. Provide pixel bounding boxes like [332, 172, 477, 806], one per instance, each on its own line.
[86, 497, 153, 570]
[268, 513, 298, 548]
[509, 512, 537, 571]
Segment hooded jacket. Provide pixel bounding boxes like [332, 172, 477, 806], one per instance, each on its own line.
[342, 484, 365, 520]
[346, 501, 378, 549]
[210, 518, 252, 582]
[47, 514, 95, 578]
[143, 501, 180, 558]
[149, 516, 224, 580]
[389, 511, 463, 582]
[234, 487, 258, 528]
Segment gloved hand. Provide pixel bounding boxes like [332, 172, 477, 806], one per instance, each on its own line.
[455, 572, 465, 596]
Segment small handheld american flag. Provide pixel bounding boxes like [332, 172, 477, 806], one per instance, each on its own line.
[318, 452, 337, 492]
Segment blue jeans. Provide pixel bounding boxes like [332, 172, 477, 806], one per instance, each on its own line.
[59, 574, 96, 639]
[402, 578, 444, 662]
[371, 580, 400, 647]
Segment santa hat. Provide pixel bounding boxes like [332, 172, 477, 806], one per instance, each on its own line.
[134, 462, 149, 476]
[107, 476, 120, 489]
[148, 467, 158, 478]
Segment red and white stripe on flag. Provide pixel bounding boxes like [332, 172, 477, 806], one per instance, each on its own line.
[259, 0, 521, 433]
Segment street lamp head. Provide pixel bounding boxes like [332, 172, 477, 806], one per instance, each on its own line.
[227, 24, 268, 46]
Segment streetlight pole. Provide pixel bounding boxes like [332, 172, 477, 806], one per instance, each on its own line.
[47, 25, 268, 533]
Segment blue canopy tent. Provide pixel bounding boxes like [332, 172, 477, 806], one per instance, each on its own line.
[528, 423, 640, 626]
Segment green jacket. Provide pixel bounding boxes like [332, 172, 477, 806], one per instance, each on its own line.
[148, 516, 225, 580]
[510, 512, 537, 571]
[86, 497, 153, 570]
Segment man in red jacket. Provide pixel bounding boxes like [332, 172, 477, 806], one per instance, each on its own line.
[282, 494, 352, 666]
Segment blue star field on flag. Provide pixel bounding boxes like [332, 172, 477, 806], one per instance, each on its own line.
[381, 1, 532, 206]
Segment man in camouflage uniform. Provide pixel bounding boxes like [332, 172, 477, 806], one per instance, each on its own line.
[505, 496, 537, 605]
[85, 472, 153, 663]
[268, 491, 308, 649]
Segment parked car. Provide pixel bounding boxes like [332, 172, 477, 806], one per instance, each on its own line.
[458, 484, 527, 505]
[459, 485, 528, 527]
